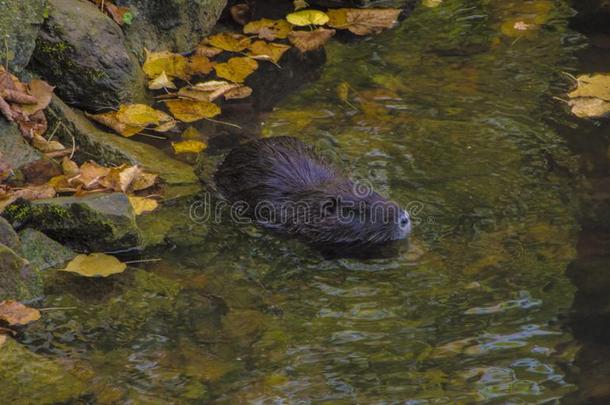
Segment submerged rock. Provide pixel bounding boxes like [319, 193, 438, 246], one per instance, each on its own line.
[117, 0, 227, 54]
[47, 96, 199, 186]
[0, 243, 42, 301]
[3, 193, 141, 252]
[0, 0, 47, 73]
[30, 0, 146, 111]
[0, 337, 88, 404]
[19, 228, 76, 271]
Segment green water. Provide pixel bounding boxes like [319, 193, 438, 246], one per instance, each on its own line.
[19, 0, 600, 402]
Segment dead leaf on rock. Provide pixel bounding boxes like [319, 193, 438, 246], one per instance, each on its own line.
[164, 99, 221, 122]
[128, 196, 159, 215]
[130, 171, 158, 191]
[13, 184, 56, 200]
[172, 139, 208, 154]
[248, 41, 291, 64]
[214, 57, 259, 83]
[207, 33, 252, 53]
[143, 49, 190, 80]
[0, 301, 41, 326]
[18, 80, 54, 115]
[244, 18, 293, 40]
[22, 158, 62, 185]
[289, 28, 335, 52]
[148, 71, 177, 90]
[99, 165, 141, 193]
[16, 110, 48, 139]
[60, 253, 127, 277]
[70, 161, 110, 190]
[31, 134, 65, 153]
[327, 8, 401, 35]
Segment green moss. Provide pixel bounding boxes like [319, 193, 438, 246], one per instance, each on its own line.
[3, 203, 33, 224]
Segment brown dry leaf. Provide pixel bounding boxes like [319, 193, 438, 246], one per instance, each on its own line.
[224, 85, 252, 100]
[164, 99, 221, 122]
[143, 49, 190, 80]
[181, 126, 202, 139]
[86, 110, 141, 137]
[31, 134, 65, 153]
[13, 184, 56, 200]
[288, 28, 336, 52]
[128, 196, 159, 215]
[195, 44, 223, 58]
[16, 80, 55, 115]
[188, 55, 216, 76]
[48, 175, 74, 192]
[568, 98, 610, 118]
[62, 157, 80, 177]
[60, 253, 126, 277]
[71, 161, 110, 189]
[130, 171, 158, 191]
[177, 87, 216, 102]
[327, 8, 401, 35]
[183, 80, 249, 102]
[206, 33, 252, 52]
[248, 41, 291, 64]
[172, 139, 208, 154]
[87, 104, 176, 137]
[244, 18, 293, 40]
[16, 110, 48, 139]
[100, 165, 141, 193]
[214, 57, 259, 83]
[0, 301, 41, 326]
[148, 71, 177, 90]
[568, 74, 610, 101]
[22, 158, 62, 185]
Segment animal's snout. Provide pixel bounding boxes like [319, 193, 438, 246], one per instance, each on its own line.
[397, 210, 412, 238]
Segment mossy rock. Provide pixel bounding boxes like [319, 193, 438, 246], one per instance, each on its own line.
[0, 337, 89, 404]
[18, 228, 76, 271]
[3, 193, 141, 252]
[0, 217, 20, 252]
[0, 244, 42, 301]
[0, 119, 43, 175]
[0, 0, 47, 73]
[30, 0, 146, 111]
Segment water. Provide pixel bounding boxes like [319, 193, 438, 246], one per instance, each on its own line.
[18, 0, 610, 402]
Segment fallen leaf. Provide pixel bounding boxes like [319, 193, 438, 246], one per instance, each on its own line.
[207, 33, 252, 52]
[288, 28, 335, 52]
[568, 97, 610, 118]
[188, 55, 216, 76]
[172, 139, 208, 154]
[294, 0, 308, 10]
[181, 126, 203, 139]
[48, 175, 74, 192]
[422, 0, 443, 7]
[87, 110, 141, 137]
[214, 57, 259, 83]
[568, 74, 610, 100]
[164, 99, 221, 122]
[60, 253, 126, 277]
[286, 9, 329, 26]
[31, 134, 65, 153]
[71, 161, 110, 189]
[0, 301, 41, 326]
[143, 49, 190, 80]
[327, 8, 401, 35]
[130, 171, 158, 191]
[18, 80, 54, 115]
[244, 18, 293, 40]
[13, 184, 56, 200]
[181, 81, 247, 102]
[100, 165, 141, 192]
[128, 196, 159, 215]
[195, 44, 223, 58]
[16, 109, 47, 139]
[148, 71, 177, 90]
[248, 41, 291, 63]
[62, 157, 80, 177]
[87, 104, 176, 137]
[224, 85, 252, 100]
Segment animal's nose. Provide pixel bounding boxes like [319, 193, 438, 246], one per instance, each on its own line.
[400, 216, 409, 226]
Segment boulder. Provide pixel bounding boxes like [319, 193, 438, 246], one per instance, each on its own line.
[0, 337, 88, 404]
[0, 217, 20, 252]
[19, 228, 76, 271]
[2, 193, 141, 252]
[0, 244, 42, 301]
[30, 0, 146, 111]
[47, 96, 199, 186]
[0, 0, 47, 73]
[117, 0, 227, 54]
[0, 120, 43, 175]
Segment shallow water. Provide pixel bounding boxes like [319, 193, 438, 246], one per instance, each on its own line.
[19, 0, 610, 403]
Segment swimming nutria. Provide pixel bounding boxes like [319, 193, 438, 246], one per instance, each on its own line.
[214, 136, 411, 254]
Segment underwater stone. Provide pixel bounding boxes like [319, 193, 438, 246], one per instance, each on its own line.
[18, 228, 76, 271]
[0, 243, 42, 301]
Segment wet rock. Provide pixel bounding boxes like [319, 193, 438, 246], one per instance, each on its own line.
[0, 337, 89, 403]
[19, 228, 76, 271]
[2, 193, 141, 252]
[47, 96, 199, 186]
[0, 243, 42, 301]
[117, 0, 227, 54]
[0, 0, 47, 73]
[30, 0, 146, 111]
[0, 217, 20, 252]
[0, 120, 43, 175]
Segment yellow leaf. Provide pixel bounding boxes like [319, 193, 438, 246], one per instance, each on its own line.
[568, 98, 610, 118]
[48, 174, 73, 191]
[164, 99, 221, 122]
[142, 49, 190, 80]
[0, 300, 41, 326]
[60, 253, 126, 277]
[172, 139, 208, 154]
[100, 165, 141, 192]
[568, 74, 610, 101]
[31, 134, 65, 153]
[244, 18, 293, 40]
[286, 9, 329, 26]
[128, 196, 159, 215]
[87, 104, 176, 136]
[327, 8, 401, 35]
[248, 41, 291, 63]
[337, 81, 349, 102]
[86, 111, 142, 137]
[70, 161, 110, 190]
[288, 28, 335, 52]
[61, 157, 79, 177]
[195, 44, 223, 58]
[422, 0, 443, 7]
[214, 57, 259, 83]
[130, 171, 158, 191]
[207, 32, 252, 52]
[293, 0, 308, 10]
[181, 126, 203, 139]
[224, 85, 252, 100]
[179, 81, 244, 102]
[148, 71, 176, 90]
[188, 55, 216, 76]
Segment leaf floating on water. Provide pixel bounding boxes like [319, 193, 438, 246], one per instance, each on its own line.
[87, 104, 176, 136]
[293, 0, 308, 10]
[99, 165, 141, 193]
[214, 57, 259, 83]
[172, 139, 208, 154]
[143, 49, 190, 80]
[0, 300, 41, 326]
[567, 74, 610, 118]
[248, 41, 291, 64]
[194, 44, 223, 58]
[164, 99, 221, 122]
[327, 8, 401, 35]
[188, 55, 216, 76]
[288, 28, 335, 52]
[181, 126, 203, 139]
[128, 196, 159, 215]
[244, 18, 293, 40]
[148, 71, 176, 90]
[60, 253, 127, 277]
[224, 85, 252, 100]
[286, 9, 329, 26]
[568, 98, 610, 118]
[207, 32, 252, 52]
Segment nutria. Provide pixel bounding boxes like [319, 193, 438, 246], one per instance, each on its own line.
[214, 136, 411, 255]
